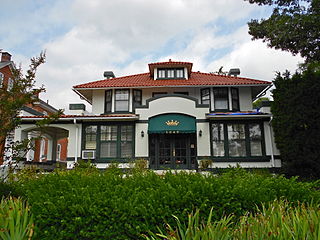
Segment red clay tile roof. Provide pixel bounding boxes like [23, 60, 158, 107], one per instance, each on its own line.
[73, 71, 270, 89]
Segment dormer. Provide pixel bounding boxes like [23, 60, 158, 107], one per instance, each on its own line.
[148, 60, 193, 80]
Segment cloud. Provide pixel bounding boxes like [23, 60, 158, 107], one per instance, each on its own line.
[0, 0, 303, 112]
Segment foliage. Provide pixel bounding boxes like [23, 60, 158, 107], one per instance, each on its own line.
[0, 197, 34, 240]
[12, 168, 320, 239]
[146, 200, 320, 240]
[245, 0, 320, 63]
[272, 64, 320, 178]
[252, 97, 270, 109]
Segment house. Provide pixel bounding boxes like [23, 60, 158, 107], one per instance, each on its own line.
[14, 60, 281, 170]
[0, 52, 67, 166]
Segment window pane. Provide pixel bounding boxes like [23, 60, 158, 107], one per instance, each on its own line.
[214, 88, 228, 110]
[121, 142, 132, 158]
[228, 124, 246, 157]
[115, 101, 129, 111]
[105, 90, 112, 112]
[231, 88, 239, 111]
[215, 100, 228, 110]
[167, 69, 175, 78]
[158, 70, 166, 78]
[249, 124, 262, 156]
[115, 90, 129, 100]
[212, 123, 225, 156]
[201, 89, 210, 104]
[176, 69, 184, 78]
[85, 126, 97, 149]
[101, 126, 117, 141]
[133, 90, 142, 107]
[121, 125, 133, 141]
[100, 142, 117, 158]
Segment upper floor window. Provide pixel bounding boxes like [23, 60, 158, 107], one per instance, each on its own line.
[105, 90, 112, 113]
[201, 88, 210, 105]
[133, 89, 142, 108]
[157, 68, 185, 79]
[115, 89, 129, 112]
[231, 88, 239, 111]
[213, 88, 228, 111]
[152, 92, 167, 97]
[0, 72, 3, 88]
[7, 78, 13, 91]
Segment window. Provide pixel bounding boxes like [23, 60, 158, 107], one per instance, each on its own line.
[231, 88, 239, 111]
[0, 72, 3, 88]
[100, 126, 117, 157]
[201, 88, 210, 105]
[133, 89, 142, 108]
[85, 126, 97, 150]
[115, 89, 129, 112]
[157, 68, 185, 79]
[211, 123, 225, 157]
[7, 78, 13, 91]
[211, 122, 264, 158]
[228, 124, 246, 157]
[57, 144, 61, 161]
[249, 123, 263, 156]
[84, 124, 134, 160]
[174, 92, 189, 95]
[105, 90, 112, 112]
[213, 88, 228, 111]
[152, 92, 167, 97]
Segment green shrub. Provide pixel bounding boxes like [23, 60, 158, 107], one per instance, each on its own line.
[13, 168, 320, 239]
[0, 197, 34, 240]
[147, 200, 320, 240]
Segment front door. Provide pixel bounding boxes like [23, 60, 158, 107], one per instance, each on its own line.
[149, 133, 197, 169]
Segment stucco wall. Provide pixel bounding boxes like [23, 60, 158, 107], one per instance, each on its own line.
[92, 90, 105, 114]
[239, 87, 253, 111]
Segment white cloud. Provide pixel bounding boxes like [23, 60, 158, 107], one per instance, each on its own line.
[0, 0, 303, 112]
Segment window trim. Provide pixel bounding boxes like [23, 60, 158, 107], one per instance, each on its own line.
[213, 87, 229, 112]
[82, 123, 135, 162]
[114, 89, 130, 112]
[210, 120, 267, 161]
[157, 68, 185, 79]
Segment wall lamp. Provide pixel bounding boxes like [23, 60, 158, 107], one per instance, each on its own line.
[199, 130, 202, 137]
[141, 130, 145, 137]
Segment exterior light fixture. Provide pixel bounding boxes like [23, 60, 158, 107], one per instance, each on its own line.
[199, 130, 202, 137]
[141, 130, 145, 137]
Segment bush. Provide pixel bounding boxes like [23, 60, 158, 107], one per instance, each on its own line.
[146, 200, 320, 240]
[13, 168, 320, 239]
[0, 197, 34, 240]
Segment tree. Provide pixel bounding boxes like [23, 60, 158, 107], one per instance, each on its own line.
[0, 52, 61, 166]
[245, 0, 320, 63]
[271, 65, 320, 179]
[252, 97, 270, 109]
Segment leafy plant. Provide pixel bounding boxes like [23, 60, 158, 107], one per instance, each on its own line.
[0, 197, 34, 240]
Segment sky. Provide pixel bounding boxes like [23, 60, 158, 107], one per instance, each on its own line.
[0, 0, 303, 113]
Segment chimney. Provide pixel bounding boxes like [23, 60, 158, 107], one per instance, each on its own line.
[1, 52, 12, 62]
[228, 68, 240, 77]
[103, 71, 115, 79]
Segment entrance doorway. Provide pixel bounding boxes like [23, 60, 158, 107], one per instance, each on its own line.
[149, 133, 197, 169]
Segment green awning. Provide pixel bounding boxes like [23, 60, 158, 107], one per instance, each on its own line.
[148, 114, 196, 134]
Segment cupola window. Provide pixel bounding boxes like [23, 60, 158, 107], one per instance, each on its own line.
[157, 68, 185, 79]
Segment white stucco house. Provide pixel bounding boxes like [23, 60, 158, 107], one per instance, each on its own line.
[14, 60, 281, 170]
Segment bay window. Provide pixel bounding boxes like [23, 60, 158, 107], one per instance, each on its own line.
[83, 124, 134, 161]
[211, 121, 265, 159]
